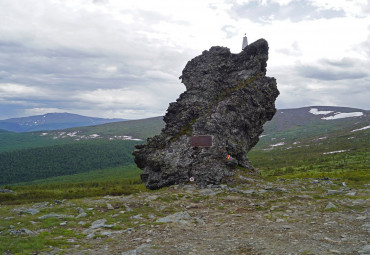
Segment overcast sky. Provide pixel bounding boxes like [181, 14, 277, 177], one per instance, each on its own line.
[0, 0, 369, 120]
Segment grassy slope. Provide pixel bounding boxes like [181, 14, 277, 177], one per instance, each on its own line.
[249, 117, 370, 182]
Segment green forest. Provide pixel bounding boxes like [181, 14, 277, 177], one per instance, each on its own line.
[0, 140, 140, 185]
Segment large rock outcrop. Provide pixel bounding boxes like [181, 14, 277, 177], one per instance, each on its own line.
[133, 39, 279, 189]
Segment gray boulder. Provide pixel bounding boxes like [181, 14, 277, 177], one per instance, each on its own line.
[358, 245, 370, 254]
[21, 208, 40, 215]
[156, 211, 192, 224]
[38, 214, 72, 220]
[133, 39, 279, 189]
[325, 202, 338, 210]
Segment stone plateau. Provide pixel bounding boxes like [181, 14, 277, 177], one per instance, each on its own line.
[133, 39, 279, 189]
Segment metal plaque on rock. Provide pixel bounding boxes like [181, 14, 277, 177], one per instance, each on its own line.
[191, 135, 213, 147]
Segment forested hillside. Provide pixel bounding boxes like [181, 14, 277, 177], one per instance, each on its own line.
[0, 131, 74, 153]
[0, 140, 139, 185]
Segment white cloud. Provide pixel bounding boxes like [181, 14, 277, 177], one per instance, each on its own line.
[100, 65, 118, 74]
[75, 88, 154, 106]
[311, 0, 369, 16]
[0, 83, 40, 98]
[71, 87, 169, 119]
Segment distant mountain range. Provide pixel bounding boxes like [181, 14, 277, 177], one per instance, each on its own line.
[45, 106, 369, 143]
[0, 113, 127, 132]
[0, 106, 368, 153]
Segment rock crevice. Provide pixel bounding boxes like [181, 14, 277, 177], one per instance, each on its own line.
[133, 39, 279, 189]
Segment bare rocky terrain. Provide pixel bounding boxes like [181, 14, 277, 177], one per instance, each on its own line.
[1, 175, 368, 255]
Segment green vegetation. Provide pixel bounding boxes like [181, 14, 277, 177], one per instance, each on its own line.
[0, 231, 62, 254]
[0, 140, 140, 185]
[250, 148, 369, 182]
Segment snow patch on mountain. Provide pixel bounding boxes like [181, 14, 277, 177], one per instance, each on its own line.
[66, 132, 78, 137]
[351, 125, 370, 132]
[321, 112, 363, 120]
[314, 137, 327, 141]
[323, 150, 349, 155]
[309, 108, 333, 115]
[45, 131, 143, 141]
[270, 142, 285, 147]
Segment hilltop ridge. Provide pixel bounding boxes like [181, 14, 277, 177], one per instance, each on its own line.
[0, 112, 126, 132]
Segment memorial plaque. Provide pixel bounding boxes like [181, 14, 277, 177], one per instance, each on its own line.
[191, 135, 213, 147]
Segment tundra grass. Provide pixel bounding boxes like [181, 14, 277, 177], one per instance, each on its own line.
[0, 179, 145, 205]
[249, 146, 369, 184]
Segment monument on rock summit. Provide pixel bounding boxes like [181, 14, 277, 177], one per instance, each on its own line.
[242, 33, 248, 50]
[133, 37, 279, 190]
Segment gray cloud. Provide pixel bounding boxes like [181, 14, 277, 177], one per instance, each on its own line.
[0, 39, 189, 119]
[323, 58, 358, 68]
[270, 53, 370, 111]
[230, 0, 345, 23]
[0, 0, 198, 119]
[0, 38, 191, 120]
[298, 66, 368, 81]
[297, 58, 368, 81]
[271, 65, 370, 111]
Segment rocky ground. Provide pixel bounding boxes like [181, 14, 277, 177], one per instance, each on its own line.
[1, 176, 369, 255]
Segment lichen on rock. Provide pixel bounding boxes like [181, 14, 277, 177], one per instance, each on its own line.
[133, 39, 279, 189]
